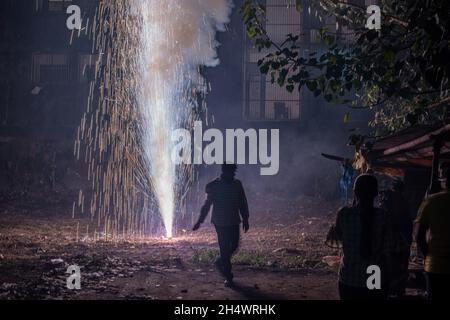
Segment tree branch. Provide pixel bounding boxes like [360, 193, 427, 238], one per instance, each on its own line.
[427, 95, 450, 110]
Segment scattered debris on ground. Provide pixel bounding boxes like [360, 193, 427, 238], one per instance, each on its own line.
[0, 195, 425, 300]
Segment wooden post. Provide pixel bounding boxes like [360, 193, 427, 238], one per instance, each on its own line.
[428, 136, 444, 195]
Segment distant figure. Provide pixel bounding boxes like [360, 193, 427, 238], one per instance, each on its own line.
[193, 164, 250, 287]
[333, 174, 389, 300]
[382, 179, 412, 297]
[416, 162, 450, 300]
[339, 160, 356, 206]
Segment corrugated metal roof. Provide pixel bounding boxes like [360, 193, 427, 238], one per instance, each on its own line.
[364, 124, 450, 170]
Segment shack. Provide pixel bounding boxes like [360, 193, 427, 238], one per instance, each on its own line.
[358, 123, 450, 212]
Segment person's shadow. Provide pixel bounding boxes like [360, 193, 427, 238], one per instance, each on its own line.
[229, 281, 286, 300]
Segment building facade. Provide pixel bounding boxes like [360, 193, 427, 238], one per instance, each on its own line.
[0, 0, 98, 194]
[242, 0, 376, 125]
[0, 0, 97, 138]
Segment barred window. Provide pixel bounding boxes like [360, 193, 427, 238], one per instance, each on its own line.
[48, 0, 72, 12]
[32, 54, 71, 84]
[243, 0, 302, 122]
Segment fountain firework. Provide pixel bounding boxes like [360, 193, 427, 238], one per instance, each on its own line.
[75, 0, 233, 239]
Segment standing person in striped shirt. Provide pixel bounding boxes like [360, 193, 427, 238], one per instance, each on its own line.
[334, 174, 390, 299]
[193, 163, 250, 287]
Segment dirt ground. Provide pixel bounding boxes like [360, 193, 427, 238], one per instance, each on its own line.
[0, 196, 425, 300]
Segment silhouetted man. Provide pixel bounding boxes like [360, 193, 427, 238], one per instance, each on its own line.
[193, 164, 250, 287]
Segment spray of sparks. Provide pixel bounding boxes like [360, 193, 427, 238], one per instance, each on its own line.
[74, 0, 232, 239]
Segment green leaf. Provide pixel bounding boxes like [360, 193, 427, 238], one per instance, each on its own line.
[260, 62, 270, 74]
[247, 27, 256, 38]
[306, 81, 317, 91]
[278, 68, 288, 86]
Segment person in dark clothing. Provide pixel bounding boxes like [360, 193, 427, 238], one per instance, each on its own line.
[193, 164, 250, 287]
[382, 179, 412, 297]
[333, 174, 390, 300]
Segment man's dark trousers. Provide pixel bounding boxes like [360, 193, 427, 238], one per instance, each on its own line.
[214, 225, 240, 280]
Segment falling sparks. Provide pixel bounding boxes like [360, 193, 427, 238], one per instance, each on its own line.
[74, 0, 233, 240]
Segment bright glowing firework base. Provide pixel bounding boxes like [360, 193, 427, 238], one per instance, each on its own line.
[135, 0, 233, 238]
[136, 1, 181, 239]
[78, 0, 233, 239]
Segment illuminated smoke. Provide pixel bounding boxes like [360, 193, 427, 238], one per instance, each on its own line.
[133, 0, 233, 238]
[76, 0, 233, 239]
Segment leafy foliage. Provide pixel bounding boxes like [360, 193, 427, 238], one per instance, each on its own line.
[240, 0, 450, 135]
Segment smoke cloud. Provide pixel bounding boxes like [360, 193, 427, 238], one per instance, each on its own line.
[133, 0, 234, 237]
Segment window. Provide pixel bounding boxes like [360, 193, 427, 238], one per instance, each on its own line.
[274, 102, 289, 120]
[34, 0, 72, 12]
[244, 67, 301, 121]
[243, 0, 302, 122]
[32, 54, 71, 84]
[264, 78, 300, 120]
[310, 29, 321, 43]
[246, 72, 263, 121]
[265, 1, 301, 44]
[48, 0, 72, 11]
